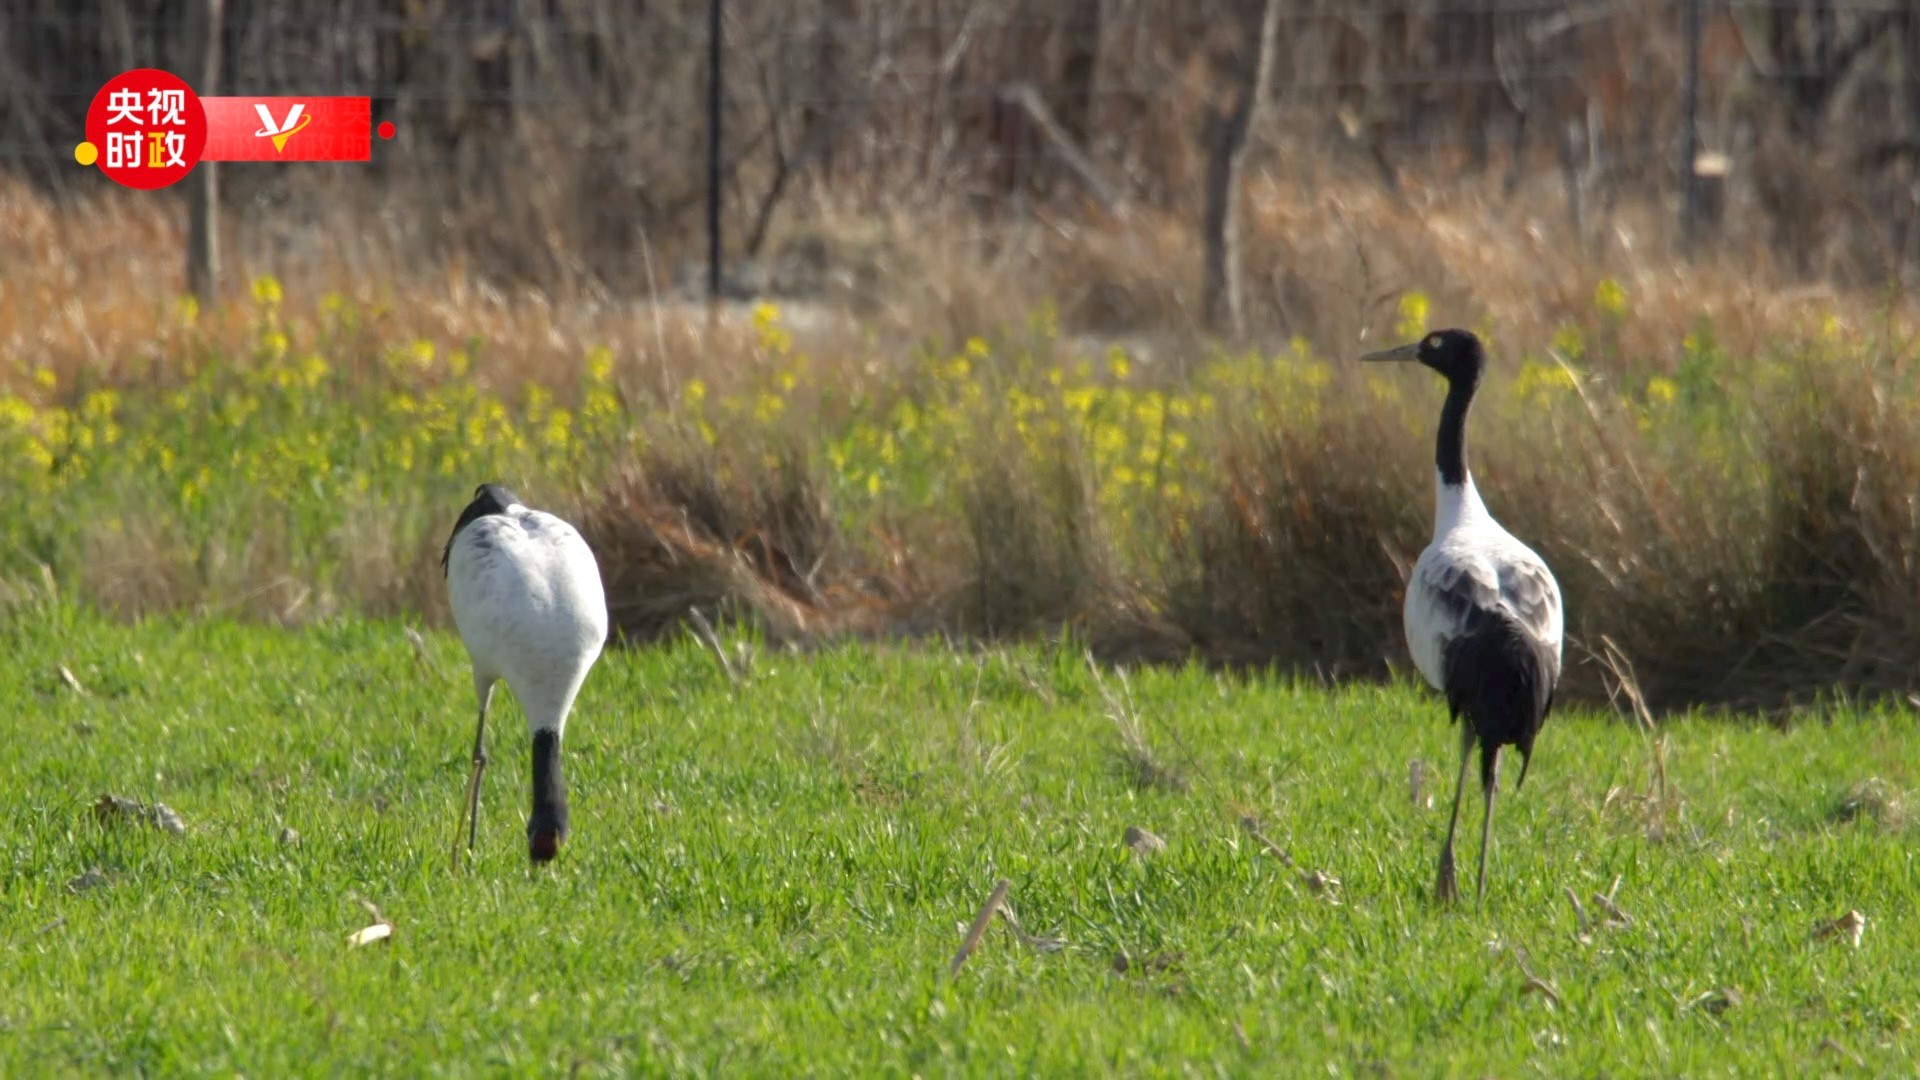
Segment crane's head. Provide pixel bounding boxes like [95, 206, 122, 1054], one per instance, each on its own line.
[441, 483, 524, 577]
[1360, 328, 1485, 386]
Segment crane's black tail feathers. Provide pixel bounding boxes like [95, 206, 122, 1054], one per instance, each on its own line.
[1443, 606, 1557, 794]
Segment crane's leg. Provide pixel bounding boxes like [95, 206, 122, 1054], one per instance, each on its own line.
[1476, 752, 1499, 913]
[1435, 723, 1474, 904]
[451, 686, 492, 872]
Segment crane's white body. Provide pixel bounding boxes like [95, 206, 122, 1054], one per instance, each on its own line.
[1403, 472, 1564, 693]
[446, 504, 608, 739]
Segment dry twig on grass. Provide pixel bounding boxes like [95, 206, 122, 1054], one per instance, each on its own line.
[949, 878, 1010, 976]
[685, 606, 741, 686]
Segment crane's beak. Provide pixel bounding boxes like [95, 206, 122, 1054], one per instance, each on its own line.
[527, 730, 569, 865]
[1360, 342, 1421, 363]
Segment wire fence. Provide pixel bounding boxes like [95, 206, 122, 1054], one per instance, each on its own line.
[5, 0, 1920, 293]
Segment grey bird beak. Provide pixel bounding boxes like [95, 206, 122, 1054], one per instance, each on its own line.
[1360, 342, 1421, 362]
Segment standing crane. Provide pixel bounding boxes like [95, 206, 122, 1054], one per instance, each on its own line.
[1362, 329, 1564, 909]
[441, 483, 608, 869]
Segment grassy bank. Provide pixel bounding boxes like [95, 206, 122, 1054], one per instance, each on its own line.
[4, 259, 1919, 709]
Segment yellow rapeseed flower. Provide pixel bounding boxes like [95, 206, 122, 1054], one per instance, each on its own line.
[683, 379, 708, 408]
[407, 339, 435, 369]
[754, 392, 785, 424]
[1550, 324, 1585, 360]
[251, 274, 283, 307]
[0, 396, 32, 427]
[1514, 360, 1578, 405]
[1646, 376, 1678, 406]
[587, 345, 615, 383]
[80, 390, 118, 421]
[1594, 278, 1628, 318]
[1396, 292, 1430, 339]
[32, 368, 55, 392]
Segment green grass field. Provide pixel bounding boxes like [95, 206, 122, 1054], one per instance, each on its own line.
[1, 603, 1913, 1075]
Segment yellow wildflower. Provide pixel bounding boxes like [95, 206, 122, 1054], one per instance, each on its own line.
[251, 274, 283, 307]
[754, 392, 786, 424]
[587, 345, 615, 383]
[1396, 292, 1430, 339]
[1514, 360, 1578, 405]
[1550, 324, 1584, 360]
[1593, 278, 1627, 318]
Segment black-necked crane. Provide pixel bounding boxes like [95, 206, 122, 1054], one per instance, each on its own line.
[1361, 329, 1564, 909]
[442, 483, 608, 869]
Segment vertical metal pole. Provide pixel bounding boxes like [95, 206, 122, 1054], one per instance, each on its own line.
[706, 0, 724, 302]
[1680, 0, 1702, 255]
[186, 0, 224, 302]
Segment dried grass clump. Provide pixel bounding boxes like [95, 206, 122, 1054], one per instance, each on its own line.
[1831, 778, 1912, 830]
[580, 445, 894, 646]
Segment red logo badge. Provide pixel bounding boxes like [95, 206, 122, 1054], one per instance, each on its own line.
[79, 68, 208, 191]
[77, 70, 390, 190]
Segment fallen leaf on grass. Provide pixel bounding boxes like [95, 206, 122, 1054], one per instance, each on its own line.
[151, 804, 187, 835]
[57, 664, 89, 696]
[402, 627, 437, 676]
[1112, 949, 1184, 976]
[347, 922, 393, 947]
[1683, 987, 1742, 1016]
[66, 868, 108, 894]
[1811, 909, 1866, 948]
[1123, 826, 1166, 855]
[92, 795, 187, 835]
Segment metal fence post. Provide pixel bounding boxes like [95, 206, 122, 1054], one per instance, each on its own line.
[1680, 0, 1702, 255]
[707, 0, 724, 302]
[186, 0, 224, 302]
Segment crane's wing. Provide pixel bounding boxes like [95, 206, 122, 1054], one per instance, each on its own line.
[1495, 550, 1563, 673]
[1406, 537, 1564, 694]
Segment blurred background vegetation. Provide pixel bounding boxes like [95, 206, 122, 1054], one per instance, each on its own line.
[3, 0, 1919, 711]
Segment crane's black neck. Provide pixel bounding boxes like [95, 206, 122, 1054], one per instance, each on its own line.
[527, 729, 568, 864]
[1435, 373, 1478, 488]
